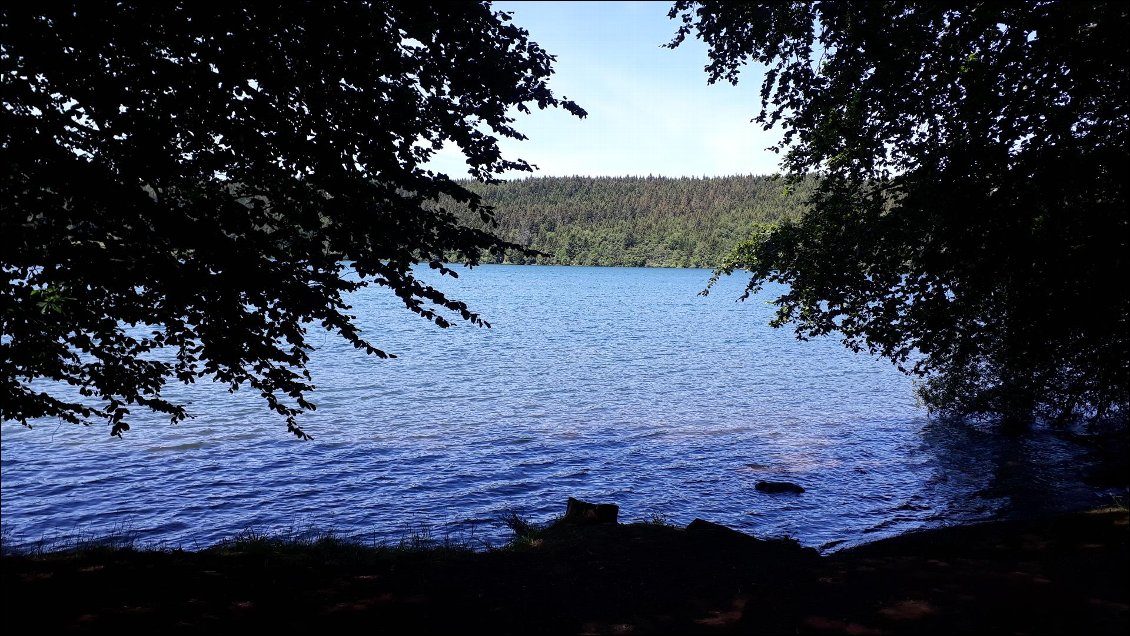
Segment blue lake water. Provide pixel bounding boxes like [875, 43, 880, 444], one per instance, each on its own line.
[0, 265, 1112, 553]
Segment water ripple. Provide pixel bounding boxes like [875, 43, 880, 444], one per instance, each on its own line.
[1, 266, 1110, 553]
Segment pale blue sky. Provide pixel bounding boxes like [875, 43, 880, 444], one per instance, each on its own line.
[426, 1, 780, 180]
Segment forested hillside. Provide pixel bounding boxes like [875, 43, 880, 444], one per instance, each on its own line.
[457, 175, 811, 268]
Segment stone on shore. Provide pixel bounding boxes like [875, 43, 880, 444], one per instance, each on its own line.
[564, 496, 620, 524]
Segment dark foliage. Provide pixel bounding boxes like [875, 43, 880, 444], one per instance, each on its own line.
[1, 2, 584, 438]
[671, 1, 1128, 428]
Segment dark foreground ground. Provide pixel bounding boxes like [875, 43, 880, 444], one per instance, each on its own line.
[3, 508, 1126, 634]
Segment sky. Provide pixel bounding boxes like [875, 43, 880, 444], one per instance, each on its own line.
[425, 1, 781, 180]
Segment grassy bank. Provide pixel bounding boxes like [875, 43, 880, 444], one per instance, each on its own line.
[2, 508, 1126, 634]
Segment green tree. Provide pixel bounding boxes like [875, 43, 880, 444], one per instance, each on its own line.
[672, 1, 1128, 428]
[456, 174, 810, 267]
[1, 2, 585, 438]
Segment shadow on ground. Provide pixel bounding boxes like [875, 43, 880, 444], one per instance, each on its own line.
[3, 509, 1126, 634]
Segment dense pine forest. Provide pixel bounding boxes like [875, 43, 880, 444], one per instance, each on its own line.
[457, 175, 811, 268]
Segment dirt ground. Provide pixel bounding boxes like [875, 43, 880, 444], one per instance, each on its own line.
[3, 508, 1126, 634]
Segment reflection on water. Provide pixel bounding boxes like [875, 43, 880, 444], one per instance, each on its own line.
[0, 265, 1119, 553]
[918, 419, 1122, 521]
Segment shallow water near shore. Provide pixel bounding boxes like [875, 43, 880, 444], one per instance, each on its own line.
[0, 265, 1115, 553]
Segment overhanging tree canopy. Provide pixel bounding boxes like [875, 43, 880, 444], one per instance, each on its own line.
[671, 1, 1128, 428]
[1, 1, 585, 438]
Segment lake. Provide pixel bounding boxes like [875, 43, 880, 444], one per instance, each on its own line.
[0, 265, 1111, 553]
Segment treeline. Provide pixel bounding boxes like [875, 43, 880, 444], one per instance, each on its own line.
[455, 175, 811, 268]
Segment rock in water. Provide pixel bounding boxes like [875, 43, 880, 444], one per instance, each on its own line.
[755, 480, 805, 494]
